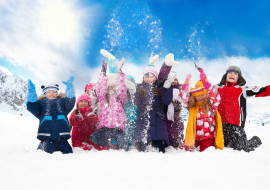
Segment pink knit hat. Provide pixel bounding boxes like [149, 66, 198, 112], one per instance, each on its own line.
[76, 93, 91, 106]
[143, 65, 158, 78]
[85, 83, 94, 93]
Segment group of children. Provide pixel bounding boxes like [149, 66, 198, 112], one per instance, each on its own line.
[26, 49, 269, 154]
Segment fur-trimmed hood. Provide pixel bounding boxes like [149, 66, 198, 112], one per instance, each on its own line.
[38, 92, 66, 100]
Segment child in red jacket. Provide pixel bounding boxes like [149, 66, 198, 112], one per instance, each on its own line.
[69, 94, 107, 151]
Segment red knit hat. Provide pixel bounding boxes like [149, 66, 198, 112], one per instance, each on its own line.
[76, 93, 91, 106]
[85, 83, 94, 93]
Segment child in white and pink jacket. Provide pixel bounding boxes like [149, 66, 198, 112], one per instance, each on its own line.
[90, 53, 129, 150]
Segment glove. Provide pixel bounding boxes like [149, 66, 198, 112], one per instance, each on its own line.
[194, 62, 211, 89]
[75, 109, 84, 121]
[182, 74, 192, 91]
[165, 53, 179, 66]
[100, 49, 116, 60]
[101, 59, 107, 74]
[116, 58, 125, 73]
[27, 80, 38, 102]
[62, 76, 75, 98]
[164, 72, 177, 88]
[87, 111, 96, 119]
[149, 54, 159, 65]
[124, 79, 136, 94]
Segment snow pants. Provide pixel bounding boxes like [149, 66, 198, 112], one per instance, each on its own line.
[37, 138, 73, 154]
[166, 116, 185, 148]
[223, 123, 262, 152]
[90, 128, 127, 150]
[136, 140, 167, 153]
[195, 138, 215, 152]
[124, 120, 136, 149]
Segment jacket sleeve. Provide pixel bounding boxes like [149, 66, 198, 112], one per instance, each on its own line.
[96, 73, 108, 103]
[65, 97, 76, 115]
[27, 101, 41, 119]
[158, 62, 172, 80]
[180, 87, 189, 109]
[69, 112, 82, 127]
[208, 86, 221, 113]
[161, 86, 173, 106]
[116, 73, 128, 105]
[243, 85, 270, 98]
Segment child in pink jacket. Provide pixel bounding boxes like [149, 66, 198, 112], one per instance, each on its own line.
[90, 58, 128, 150]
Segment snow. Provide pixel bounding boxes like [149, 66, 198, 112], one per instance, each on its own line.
[1, 112, 270, 190]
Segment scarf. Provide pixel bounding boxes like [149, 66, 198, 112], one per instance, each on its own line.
[184, 102, 224, 150]
[167, 87, 180, 122]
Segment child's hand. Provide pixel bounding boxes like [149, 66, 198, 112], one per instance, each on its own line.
[62, 76, 74, 87]
[117, 58, 125, 73]
[100, 49, 116, 60]
[101, 59, 107, 74]
[165, 53, 179, 66]
[27, 80, 38, 102]
[182, 74, 192, 91]
[164, 72, 178, 88]
[194, 62, 203, 73]
[149, 54, 159, 65]
[28, 80, 36, 91]
[75, 109, 84, 121]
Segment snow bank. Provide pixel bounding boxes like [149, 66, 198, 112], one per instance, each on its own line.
[0, 112, 270, 190]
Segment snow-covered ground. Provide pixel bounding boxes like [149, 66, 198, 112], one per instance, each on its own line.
[1, 112, 270, 190]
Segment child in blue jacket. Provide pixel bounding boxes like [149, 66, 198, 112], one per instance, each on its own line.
[26, 76, 75, 154]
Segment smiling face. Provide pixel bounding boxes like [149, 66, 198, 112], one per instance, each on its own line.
[78, 100, 89, 109]
[194, 93, 207, 103]
[87, 88, 94, 96]
[143, 73, 157, 84]
[45, 90, 57, 100]
[226, 72, 239, 83]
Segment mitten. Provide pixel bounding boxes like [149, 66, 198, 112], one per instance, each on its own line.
[164, 72, 177, 88]
[100, 49, 116, 60]
[27, 80, 38, 102]
[75, 109, 84, 121]
[124, 79, 136, 94]
[165, 53, 179, 66]
[62, 76, 75, 98]
[182, 74, 192, 91]
[116, 58, 125, 73]
[149, 54, 159, 65]
[194, 62, 211, 89]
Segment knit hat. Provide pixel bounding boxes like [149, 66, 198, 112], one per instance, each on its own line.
[41, 84, 59, 97]
[107, 73, 117, 87]
[85, 83, 94, 93]
[143, 65, 158, 78]
[76, 93, 91, 106]
[226, 66, 242, 75]
[190, 80, 207, 97]
[126, 74, 135, 83]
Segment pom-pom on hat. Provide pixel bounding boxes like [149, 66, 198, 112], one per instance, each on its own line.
[85, 83, 94, 93]
[76, 93, 91, 107]
[41, 84, 59, 97]
[190, 80, 207, 97]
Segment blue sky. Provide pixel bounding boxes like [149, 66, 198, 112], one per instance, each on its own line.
[1, 0, 270, 100]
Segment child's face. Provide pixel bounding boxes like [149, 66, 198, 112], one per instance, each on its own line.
[194, 94, 207, 103]
[143, 73, 157, 84]
[87, 88, 94, 96]
[78, 100, 89, 108]
[226, 72, 239, 83]
[108, 85, 116, 91]
[171, 78, 178, 85]
[45, 90, 57, 100]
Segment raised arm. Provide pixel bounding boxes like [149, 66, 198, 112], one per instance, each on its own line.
[62, 76, 76, 114]
[96, 59, 108, 102]
[179, 74, 192, 109]
[26, 80, 41, 118]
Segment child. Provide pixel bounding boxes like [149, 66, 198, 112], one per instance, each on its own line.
[69, 93, 107, 151]
[85, 83, 100, 115]
[215, 66, 268, 152]
[26, 76, 75, 154]
[165, 71, 185, 148]
[180, 65, 224, 152]
[90, 56, 128, 150]
[133, 53, 178, 153]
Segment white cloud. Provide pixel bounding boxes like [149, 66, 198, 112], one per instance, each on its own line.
[0, 66, 12, 75]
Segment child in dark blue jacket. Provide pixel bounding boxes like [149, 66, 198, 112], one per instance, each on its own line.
[26, 76, 75, 154]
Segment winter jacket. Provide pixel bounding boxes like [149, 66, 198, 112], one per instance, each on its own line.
[215, 81, 270, 127]
[134, 63, 173, 146]
[69, 107, 107, 150]
[181, 86, 221, 141]
[27, 93, 75, 140]
[165, 84, 184, 147]
[96, 72, 127, 131]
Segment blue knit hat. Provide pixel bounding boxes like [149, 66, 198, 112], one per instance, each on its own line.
[41, 84, 59, 97]
[126, 75, 135, 83]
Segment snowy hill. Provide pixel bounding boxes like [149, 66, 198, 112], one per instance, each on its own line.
[0, 70, 32, 117]
[0, 112, 270, 190]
